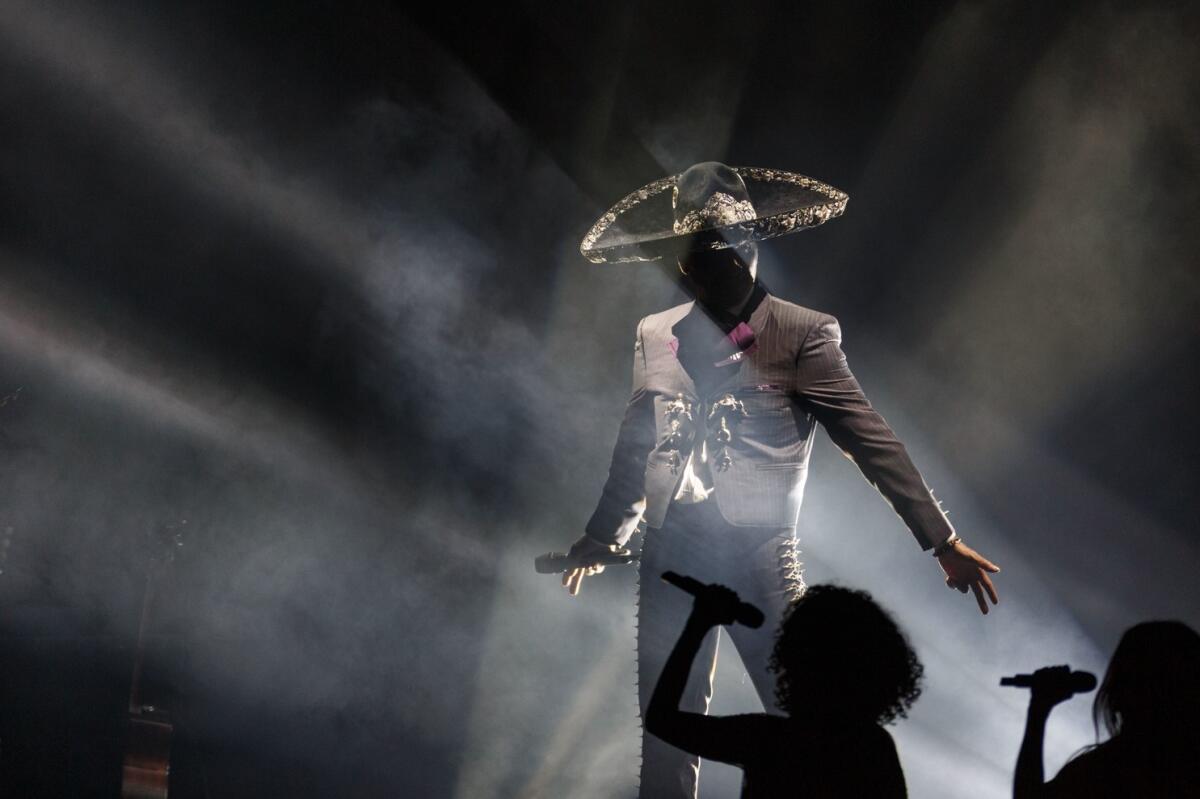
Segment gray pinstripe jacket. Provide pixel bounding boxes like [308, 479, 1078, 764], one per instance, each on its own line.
[584, 292, 954, 551]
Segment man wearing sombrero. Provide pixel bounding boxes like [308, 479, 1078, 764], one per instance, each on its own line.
[560, 162, 1000, 797]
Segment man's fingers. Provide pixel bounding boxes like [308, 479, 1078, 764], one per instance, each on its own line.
[977, 555, 1001, 573]
[960, 544, 1000, 573]
[597, 548, 633, 566]
[565, 568, 584, 595]
[980, 571, 999, 605]
[971, 581, 989, 614]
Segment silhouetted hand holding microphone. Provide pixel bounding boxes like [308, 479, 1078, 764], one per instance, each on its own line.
[661, 571, 764, 629]
[1003, 664, 1097, 710]
[1010, 664, 1098, 799]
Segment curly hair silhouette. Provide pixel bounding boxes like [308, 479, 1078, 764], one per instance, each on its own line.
[647, 580, 920, 798]
[770, 584, 924, 726]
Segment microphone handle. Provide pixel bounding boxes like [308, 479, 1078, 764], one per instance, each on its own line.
[534, 550, 638, 574]
[661, 571, 764, 629]
[999, 671, 1097, 693]
[534, 552, 572, 574]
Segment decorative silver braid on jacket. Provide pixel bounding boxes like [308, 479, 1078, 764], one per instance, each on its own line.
[707, 394, 747, 472]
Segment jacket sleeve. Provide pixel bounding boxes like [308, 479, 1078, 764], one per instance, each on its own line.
[584, 317, 657, 547]
[795, 314, 954, 550]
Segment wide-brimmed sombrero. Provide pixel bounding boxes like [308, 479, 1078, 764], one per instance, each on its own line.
[579, 161, 848, 264]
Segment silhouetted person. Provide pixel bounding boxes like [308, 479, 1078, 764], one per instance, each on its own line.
[1013, 620, 1200, 798]
[647, 581, 922, 797]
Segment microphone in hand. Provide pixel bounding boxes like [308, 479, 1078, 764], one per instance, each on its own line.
[534, 546, 635, 574]
[1001, 665, 1097, 707]
[662, 571, 764, 628]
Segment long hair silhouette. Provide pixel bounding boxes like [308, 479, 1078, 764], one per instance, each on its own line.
[1092, 620, 1200, 742]
[1018, 620, 1200, 798]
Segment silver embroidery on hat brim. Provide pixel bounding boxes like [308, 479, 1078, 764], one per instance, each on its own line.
[672, 192, 757, 235]
[579, 176, 676, 263]
[580, 167, 849, 264]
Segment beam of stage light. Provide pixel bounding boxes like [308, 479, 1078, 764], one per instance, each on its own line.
[906, 4, 1199, 458]
[0, 257, 502, 573]
[0, 260, 355, 495]
[0, 0, 605, 500]
[451, 545, 639, 799]
[0, 0, 369, 278]
[0, 254, 514, 769]
[628, 11, 770, 176]
[0, 0, 644, 464]
[825, 0, 1197, 443]
[513, 642, 638, 799]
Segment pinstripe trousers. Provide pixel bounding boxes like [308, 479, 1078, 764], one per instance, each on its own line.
[634, 497, 805, 799]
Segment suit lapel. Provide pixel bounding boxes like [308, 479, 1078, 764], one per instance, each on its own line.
[659, 302, 698, 397]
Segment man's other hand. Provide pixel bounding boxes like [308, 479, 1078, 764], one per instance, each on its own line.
[937, 540, 1000, 614]
[561, 535, 633, 596]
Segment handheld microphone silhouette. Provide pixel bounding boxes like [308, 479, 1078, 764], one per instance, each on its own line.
[661, 571, 764, 628]
[1000, 669, 1097, 694]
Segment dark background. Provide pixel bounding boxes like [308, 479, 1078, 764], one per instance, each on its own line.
[0, 1, 1197, 796]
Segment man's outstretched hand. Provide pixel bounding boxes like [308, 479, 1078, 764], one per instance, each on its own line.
[937, 540, 1000, 614]
[561, 534, 633, 596]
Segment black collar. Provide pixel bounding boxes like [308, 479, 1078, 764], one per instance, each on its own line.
[700, 280, 767, 333]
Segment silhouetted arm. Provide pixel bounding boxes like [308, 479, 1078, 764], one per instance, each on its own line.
[1014, 666, 1077, 799]
[645, 607, 758, 765]
[1014, 702, 1053, 799]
